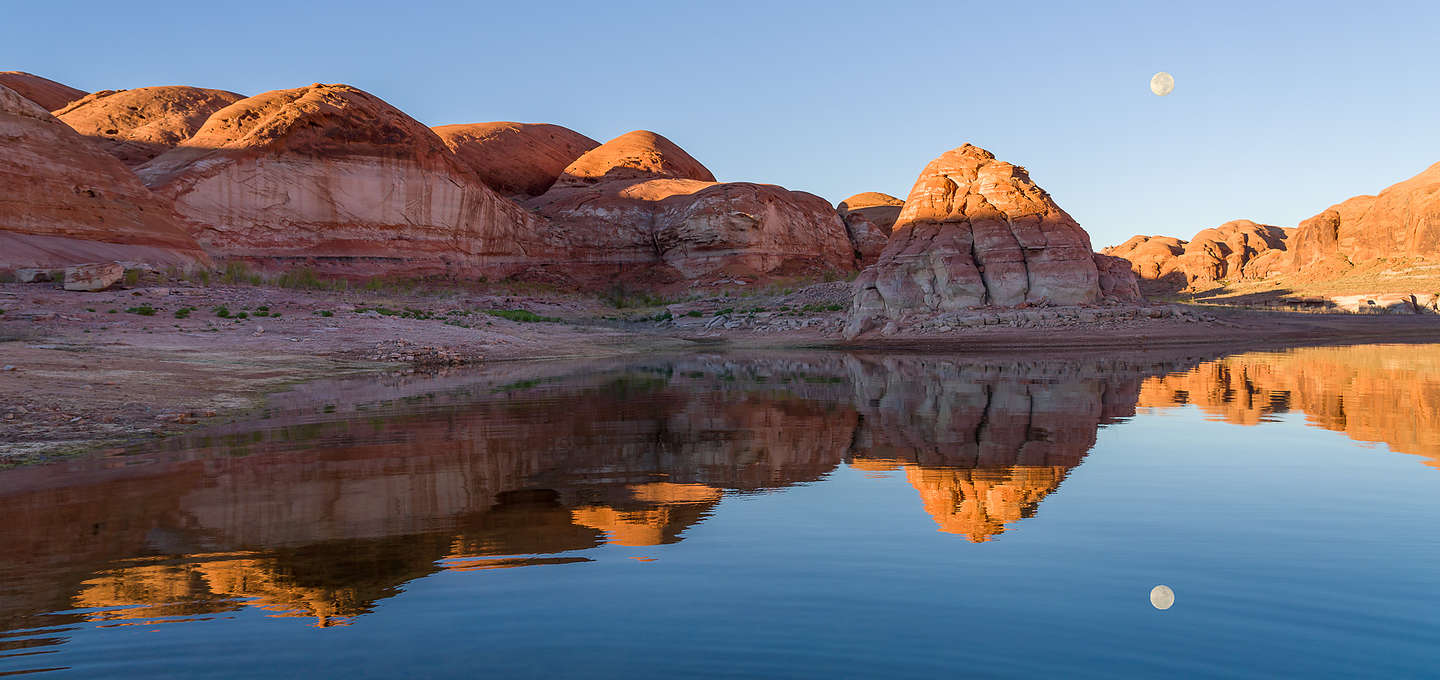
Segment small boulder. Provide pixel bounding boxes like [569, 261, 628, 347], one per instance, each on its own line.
[63, 262, 124, 291]
[16, 268, 51, 283]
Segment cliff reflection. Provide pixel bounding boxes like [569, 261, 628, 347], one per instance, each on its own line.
[0, 351, 1201, 643]
[1138, 344, 1440, 468]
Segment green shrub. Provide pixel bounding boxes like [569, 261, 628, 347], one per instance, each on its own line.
[125, 305, 157, 316]
[220, 261, 262, 285]
[714, 308, 734, 316]
[123, 269, 141, 285]
[215, 306, 232, 318]
[484, 309, 561, 323]
[314, 310, 334, 317]
[684, 310, 702, 317]
[174, 307, 194, 319]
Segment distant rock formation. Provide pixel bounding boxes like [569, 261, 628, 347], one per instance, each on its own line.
[527, 130, 855, 286]
[1103, 219, 1290, 294]
[0, 84, 207, 271]
[0, 71, 84, 111]
[54, 86, 245, 166]
[845, 144, 1101, 337]
[136, 83, 551, 277]
[433, 122, 598, 198]
[837, 192, 902, 265]
[1288, 162, 1440, 276]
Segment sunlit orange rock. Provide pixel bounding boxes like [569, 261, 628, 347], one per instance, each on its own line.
[1288, 163, 1440, 274]
[553, 129, 714, 188]
[0, 71, 84, 110]
[54, 86, 245, 166]
[433, 121, 599, 198]
[845, 144, 1101, 337]
[137, 83, 551, 277]
[0, 84, 208, 271]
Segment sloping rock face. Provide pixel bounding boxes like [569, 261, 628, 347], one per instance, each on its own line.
[527, 131, 854, 285]
[54, 86, 245, 166]
[433, 122, 598, 198]
[845, 144, 1100, 336]
[0, 85, 206, 271]
[1103, 220, 1290, 294]
[837, 192, 902, 265]
[0, 71, 84, 111]
[1289, 163, 1440, 275]
[137, 84, 551, 276]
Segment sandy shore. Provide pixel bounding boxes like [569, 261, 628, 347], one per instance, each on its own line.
[5, 278, 1440, 463]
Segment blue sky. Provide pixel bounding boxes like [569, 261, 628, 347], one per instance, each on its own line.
[4, 0, 1437, 247]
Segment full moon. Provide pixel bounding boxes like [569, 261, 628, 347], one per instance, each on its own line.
[1150, 72, 1175, 96]
[1150, 585, 1175, 610]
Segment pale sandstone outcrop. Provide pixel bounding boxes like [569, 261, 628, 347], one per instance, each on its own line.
[54, 86, 245, 166]
[0, 85, 207, 271]
[62, 262, 124, 291]
[137, 83, 551, 277]
[0, 71, 84, 111]
[837, 192, 902, 265]
[433, 122, 598, 198]
[528, 131, 855, 285]
[845, 144, 1101, 337]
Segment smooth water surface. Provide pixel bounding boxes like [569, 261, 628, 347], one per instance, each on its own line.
[3, 344, 1439, 678]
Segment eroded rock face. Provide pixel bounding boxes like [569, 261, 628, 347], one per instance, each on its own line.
[1289, 163, 1440, 274]
[0, 71, 84, 111]
[0, 85, 207, 271]
[1102, 220, 1290, 294]
[1093, 253, 1143, 303]
[54, 86, 245, 166]
[528, 131, 855, 285]
[433, 122, 598, 198]
[845, 144, 1100, 337]
[837, 192, 902, 265]
[137, 83, 551, 277]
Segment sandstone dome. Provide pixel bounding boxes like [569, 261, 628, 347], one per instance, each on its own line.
[554, 130, 715, 188]
[137, 83, 549, 276]
[54, 86, 245, 166]
[433, 122, 598, 198]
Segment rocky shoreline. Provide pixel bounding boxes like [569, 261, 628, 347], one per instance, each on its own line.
[7, 275, 1440, 464]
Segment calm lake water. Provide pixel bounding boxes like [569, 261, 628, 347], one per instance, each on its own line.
[3, 344, 1440, 678]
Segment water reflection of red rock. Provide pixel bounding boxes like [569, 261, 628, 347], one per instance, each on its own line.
[1137, 345, 1440, 468]
[844, 355, 1149, 542]
[0, 355, 1178, 634]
